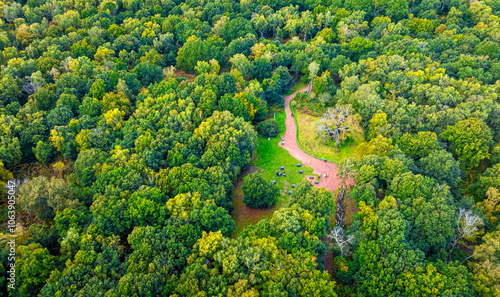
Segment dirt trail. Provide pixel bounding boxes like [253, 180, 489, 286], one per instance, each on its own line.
[281, 86, 351, 193]
[281, 86, 356, 278]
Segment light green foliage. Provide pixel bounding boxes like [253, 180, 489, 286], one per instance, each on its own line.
[33, 140, 54, 165]
[166, 192, 204, 219]
[440, 118, 494, 170]
[230, 53, 253, 79]
[0, 115, 22, 168]
[128, 186, 166, 228]
[18, 176, 81, 221]
[289, 180, 334, 224]
[469, 229, 500, 296]
[194, 110, 258, 177]
[177, 35, 222, 73]
[398, 131, 441, 159]
[409, 17, 436, 34]
[0, 160, 13, 200]
[194, 61, 210, 75]
[11, 244, 56, 297]
[368, 111, 399, 139]
[0, 74, 21, 104]
[175, 231, 336, 296]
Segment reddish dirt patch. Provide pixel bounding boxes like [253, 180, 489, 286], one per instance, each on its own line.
[321, 235, 335, 279]
[345, 196, 359, 226]
[174, 68, 196, 81]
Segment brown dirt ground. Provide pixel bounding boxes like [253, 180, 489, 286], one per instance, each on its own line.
[174, 68, 196, 81]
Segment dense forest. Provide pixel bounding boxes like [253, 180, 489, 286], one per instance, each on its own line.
[1, 0, 500, 295]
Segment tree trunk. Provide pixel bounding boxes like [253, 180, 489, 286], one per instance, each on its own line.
[335, 186, 346, 227]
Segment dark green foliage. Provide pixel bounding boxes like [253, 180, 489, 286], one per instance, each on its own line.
[263, 66, 293, 105]
[25, 224, 60, 254]
[46, 105, 74, 129]
[388, 172, 456, 255]
[253, 57, 273, 81]
[74, 149, 108, 187]
[54, 207, 92, 236]
[256, 119, 280, 138]
[472, 163, 500, 201]
[221, 17, 256, 43]
[133, 61, 163, 86]
[127, 217, 201, 274]
[32, 87, 56, 111]
[475, 40, 499, 59]
[418, 149, 462, 190]
[242, 172, 279, 208]
[189, 201, 236, 237]
[398, 131, 441, 160]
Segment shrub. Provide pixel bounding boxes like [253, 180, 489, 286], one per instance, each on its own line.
[256, 119, 280, 138]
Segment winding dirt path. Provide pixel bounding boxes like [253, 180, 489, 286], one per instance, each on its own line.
[281, 86, 354, 279]
[281, 86, 348, 193]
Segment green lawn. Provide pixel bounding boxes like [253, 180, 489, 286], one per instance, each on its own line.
[231, 110, 316, 236]
[252, 111, 316, 195]
[296, 112, 359, 163]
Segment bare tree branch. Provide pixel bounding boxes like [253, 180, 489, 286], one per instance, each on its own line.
[328, 225, 354, 257]
[316, 104, 362, 147]
[449, 208, 483, 259]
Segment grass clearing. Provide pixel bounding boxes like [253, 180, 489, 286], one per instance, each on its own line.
[231, 110, 316, 236]
[253, 111, 316, 192]
[296, 112, 359, 163]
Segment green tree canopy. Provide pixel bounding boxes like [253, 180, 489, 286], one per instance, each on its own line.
[440, 118, 494, 170]
[242, 171, 279, 208]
